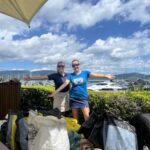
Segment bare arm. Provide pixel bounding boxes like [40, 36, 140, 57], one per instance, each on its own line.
[50, 80, 70, 97]
[29, 76, 48, 80]
[90, 73, 115, 80]
[24, 75, 48, 80]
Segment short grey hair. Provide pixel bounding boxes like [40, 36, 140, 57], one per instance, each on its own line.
[57, 61, 65, 66]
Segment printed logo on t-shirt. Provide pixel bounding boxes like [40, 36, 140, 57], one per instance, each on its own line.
[73, 78, 84, 85]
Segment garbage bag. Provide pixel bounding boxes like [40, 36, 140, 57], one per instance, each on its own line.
[103, 116, 138, 150]
[0, 121, 7, 144]
[38, 108, 62, 119]
[6, 113, 17, 150]
[28, 110, 70, 150]
[131, 113, 150, 149]
[16, 111, 29, 150]
[64, 117, 81, 132]
[78, 111, 98, 139]
[88, 116, 104, 148]
[68, 131, 80, 150]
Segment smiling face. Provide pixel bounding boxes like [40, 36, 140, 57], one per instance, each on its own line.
[72, 59, 80, 73]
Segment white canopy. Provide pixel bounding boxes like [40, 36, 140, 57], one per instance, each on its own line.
[0, 0, 47, 25]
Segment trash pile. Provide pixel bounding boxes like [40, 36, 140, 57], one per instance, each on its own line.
[0, 109, 150, 150]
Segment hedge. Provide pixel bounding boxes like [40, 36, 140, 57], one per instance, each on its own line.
[21, 86, 150, 120]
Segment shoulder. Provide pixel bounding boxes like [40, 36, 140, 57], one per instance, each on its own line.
[67, 72, 74, 76]
[67, 73, 74, 79]
[48, 73, 57, 78]
[82, 70, 91, 74]
[65, 73, 69, 76]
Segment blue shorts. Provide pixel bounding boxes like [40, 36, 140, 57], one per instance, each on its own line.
[69, 98, 89, 109]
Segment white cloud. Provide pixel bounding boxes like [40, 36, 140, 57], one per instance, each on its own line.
[37, 0, 122, 29]
[0, 0, 150, 73]
[120, 0, 150, 24]
[0, 30, 150, 73]
[35, 0, 150, 29]
[0, 32, 86, 65]
[0, 0, 150, 34]
[82, 29, 150, 73]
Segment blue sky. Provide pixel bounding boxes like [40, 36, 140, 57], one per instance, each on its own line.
[0, 0, 150, 74]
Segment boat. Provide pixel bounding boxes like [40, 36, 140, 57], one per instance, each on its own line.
[88, 81, 126, 91]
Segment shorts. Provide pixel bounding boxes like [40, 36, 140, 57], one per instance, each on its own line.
[53, 92, 70, 112]
[69, 98, 89, 109]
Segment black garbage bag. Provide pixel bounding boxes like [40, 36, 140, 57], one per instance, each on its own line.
[78, 111, 98, 139]
[0, 121, 8, 144]
[88, 115, 104, 148]
[38, 108, 62, 119]
[131, 113, 150, 150]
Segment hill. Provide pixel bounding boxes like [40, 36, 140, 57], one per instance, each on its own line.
[0, 70, 150, 81]
[0, 70, 56, 80]
[116, 72, 150, 81]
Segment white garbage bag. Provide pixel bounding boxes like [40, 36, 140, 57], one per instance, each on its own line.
[28, 110, 70, 150]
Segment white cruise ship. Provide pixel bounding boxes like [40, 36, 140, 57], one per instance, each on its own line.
[88, 81, 127, 91]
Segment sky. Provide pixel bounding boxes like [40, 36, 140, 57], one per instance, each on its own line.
[0, 0, 150, 74]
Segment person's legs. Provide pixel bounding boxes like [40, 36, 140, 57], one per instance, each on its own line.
[72, 108, 79, 120]
[81, 107, 90, 121]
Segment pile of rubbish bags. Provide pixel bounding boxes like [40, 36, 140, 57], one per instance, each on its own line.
[0, 109, 150, 150]
[0, 109, 100, 150]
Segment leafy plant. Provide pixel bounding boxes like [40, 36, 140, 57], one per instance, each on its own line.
[21, 86, 150, 120]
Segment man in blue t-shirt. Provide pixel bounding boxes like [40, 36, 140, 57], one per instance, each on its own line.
[50, 59, 115, 121]
[24, 61, 70, 112]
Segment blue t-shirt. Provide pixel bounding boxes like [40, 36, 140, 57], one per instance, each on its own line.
[67, 71, 91, 100]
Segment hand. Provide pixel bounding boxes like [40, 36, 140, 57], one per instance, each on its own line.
[105, 74, 115, 80]
[49, 91, 57, 97]
[24, 74, 31, 81]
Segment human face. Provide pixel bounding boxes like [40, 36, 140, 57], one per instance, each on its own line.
[72, 61, 80, 73]
[57, 64, 65, 73]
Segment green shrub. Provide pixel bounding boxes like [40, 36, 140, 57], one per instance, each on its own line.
[21, 86, 150, 120]
[21, 86, 54, 110]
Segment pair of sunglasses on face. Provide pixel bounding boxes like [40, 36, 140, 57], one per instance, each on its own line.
[72, 63, 80, 68]
[58, 64, 80, 68]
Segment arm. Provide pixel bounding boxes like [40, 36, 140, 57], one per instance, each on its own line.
[90, 73, 115, 80]
[50, 80, 70, 97]
[24, 75, 48, 80]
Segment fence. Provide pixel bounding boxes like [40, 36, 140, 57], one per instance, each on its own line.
[0, 81, 21, 119]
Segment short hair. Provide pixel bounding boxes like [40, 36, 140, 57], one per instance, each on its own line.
[72, 59, 80, 64]
[57, 61, 65, 66]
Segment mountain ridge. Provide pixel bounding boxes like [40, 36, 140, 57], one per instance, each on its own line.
[0, 70, 150, 80]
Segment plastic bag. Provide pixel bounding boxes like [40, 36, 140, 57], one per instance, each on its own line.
[64, 117, 81, 132]
[28, 110, 70, 150]
[6, 113, 17, 150]
[68, 131, 80, 150]
[103, 117, 138, 150]
[78, 111, 98, 139]
[16, 114, 28, 150]
[131, 113, 150, 149]
[88, 117, 104, 148]
[89, 113, 138, 150]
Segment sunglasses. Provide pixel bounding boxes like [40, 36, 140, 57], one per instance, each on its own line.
[72, 63, 80, 68]
[57, 65, 65, 68]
